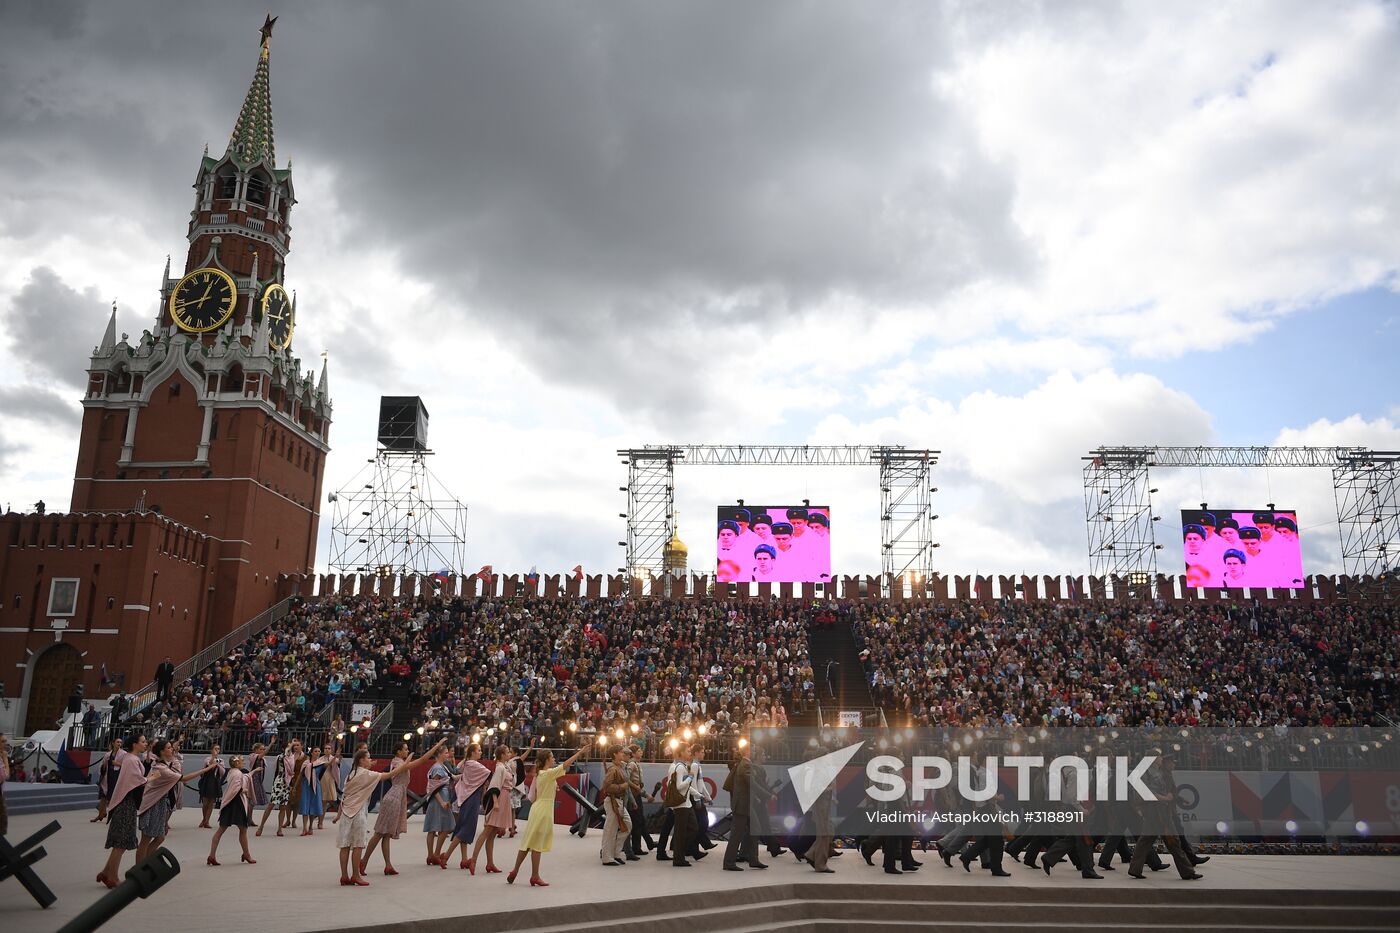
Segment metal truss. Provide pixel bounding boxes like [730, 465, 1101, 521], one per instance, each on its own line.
[621, 448, 677, 583]
[1333, 451, 1400, 578]
[1084, 446, 1400, 579]
[619, 445, 940, 594]
[1084, 450, 1159, 579]
[878, 448, 937, 586]
[329, 450, 469, 578]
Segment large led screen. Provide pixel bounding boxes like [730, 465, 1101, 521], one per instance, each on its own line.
[1180, 508, 1304, 589]
[716, 505, 831, 583]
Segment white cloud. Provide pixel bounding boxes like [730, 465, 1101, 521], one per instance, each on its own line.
[940, 0, 1400, 354]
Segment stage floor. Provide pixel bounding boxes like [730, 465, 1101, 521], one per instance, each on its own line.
[5, 810, 1400, 933]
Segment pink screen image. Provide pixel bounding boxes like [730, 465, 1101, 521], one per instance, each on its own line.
[1180, 508, 1305, 589]
[716, 505, 831, 584]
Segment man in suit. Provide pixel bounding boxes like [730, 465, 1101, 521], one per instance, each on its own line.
[723, 743, 769, 870]
[154, 656, 176, 703]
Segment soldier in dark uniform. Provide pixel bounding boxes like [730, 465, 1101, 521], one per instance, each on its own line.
[1129, 752, 1202, 880]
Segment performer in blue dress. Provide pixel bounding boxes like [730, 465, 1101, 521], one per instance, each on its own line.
[298, 744, 335, 836]
[422, 745, 457, 867]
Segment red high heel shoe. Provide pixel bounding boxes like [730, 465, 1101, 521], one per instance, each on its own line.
[207, 855, 220, 866]
[340, 876, 353, 886]
[352, 878, 370, 886]
[241, 853, 257, 864]
[97, 872, 118, 889]
[384, 867, 398, 876]
[426, 855, 437, 866]
[464, 858, 475, 875]
[485, 864, 502, 874]
[530, 877, 549, 887]
[506, 870, 518, 884]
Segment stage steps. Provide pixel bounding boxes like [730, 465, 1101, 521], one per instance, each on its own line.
[3, 783, 98, 816]
[379, 882, 1400, 933]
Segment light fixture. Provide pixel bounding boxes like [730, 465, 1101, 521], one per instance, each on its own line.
[630, 723, 639, 734]
[402, 732, 412, 741]
[471, 733, 480, 744]
[568, 722, 578, 733]
[498, 721, 508, 731]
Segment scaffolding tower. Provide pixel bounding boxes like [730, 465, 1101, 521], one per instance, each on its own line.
[618, 444, 939, 594]
[329, 449, 469, 577]
[1084, 445, 1400, 579]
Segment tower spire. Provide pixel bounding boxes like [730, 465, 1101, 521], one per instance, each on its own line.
[225, 15, 278, 167]
[100, 301, 117, 351]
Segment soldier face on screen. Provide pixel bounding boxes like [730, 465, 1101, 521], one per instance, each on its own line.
[1244, 539, 1263, 557]
[754, 522, 773, 540]
[718, 528, 737, 548]
[1224, 556, 1246, 582]
[775, 531, 792, 550]
[791, 518, 807, 536]
[754, 551, 774, 574]
[1277, 526, 1297, 542]
[1184, 532, 1204, 557]
[1220, 527, 1240, 545]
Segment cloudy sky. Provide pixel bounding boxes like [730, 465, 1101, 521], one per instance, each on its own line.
[1, 0, 1396, 579]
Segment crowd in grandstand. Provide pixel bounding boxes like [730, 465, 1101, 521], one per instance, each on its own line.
[848, 598, 1397, 728]
[108, 593, 1399, 759]
[118, 596, 816, 748]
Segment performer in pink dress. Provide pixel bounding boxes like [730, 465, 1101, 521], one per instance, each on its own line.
[335, 740, 445, 886]
[473, 744, 521, 874]
[360, 740, 434, 876]
[208, 755, 257, 865]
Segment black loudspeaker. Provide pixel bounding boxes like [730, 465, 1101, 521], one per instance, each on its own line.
[377, 396, 429, 452]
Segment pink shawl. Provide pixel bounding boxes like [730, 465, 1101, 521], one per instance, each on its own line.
[339, 767, 379, 819]
[221, 768, 253, 812]
[453, 759, 491, 805]
[138, 760, 182, 815]
[109, 750, 147, 810]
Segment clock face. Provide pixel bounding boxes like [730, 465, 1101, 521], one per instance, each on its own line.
[261, 283, 294, 350]
[169, 267, 237, 333]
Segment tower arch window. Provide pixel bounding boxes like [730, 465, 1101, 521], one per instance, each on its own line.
[247, 171, 270, 206]
[217, 168, 238, 200]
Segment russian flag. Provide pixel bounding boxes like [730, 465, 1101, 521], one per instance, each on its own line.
[431, 569, 451, 589]
[525, 566, 540, 584]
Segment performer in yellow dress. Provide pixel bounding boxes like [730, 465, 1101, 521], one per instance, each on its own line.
[506, 743, 587, 887]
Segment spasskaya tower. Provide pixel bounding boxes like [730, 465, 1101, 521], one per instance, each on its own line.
[70, 15, 332, 644]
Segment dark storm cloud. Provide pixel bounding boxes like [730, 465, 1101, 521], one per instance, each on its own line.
[0, 385, 82, 426]
[5, 266, 127, 388]
[0, 1, 1034, 421]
